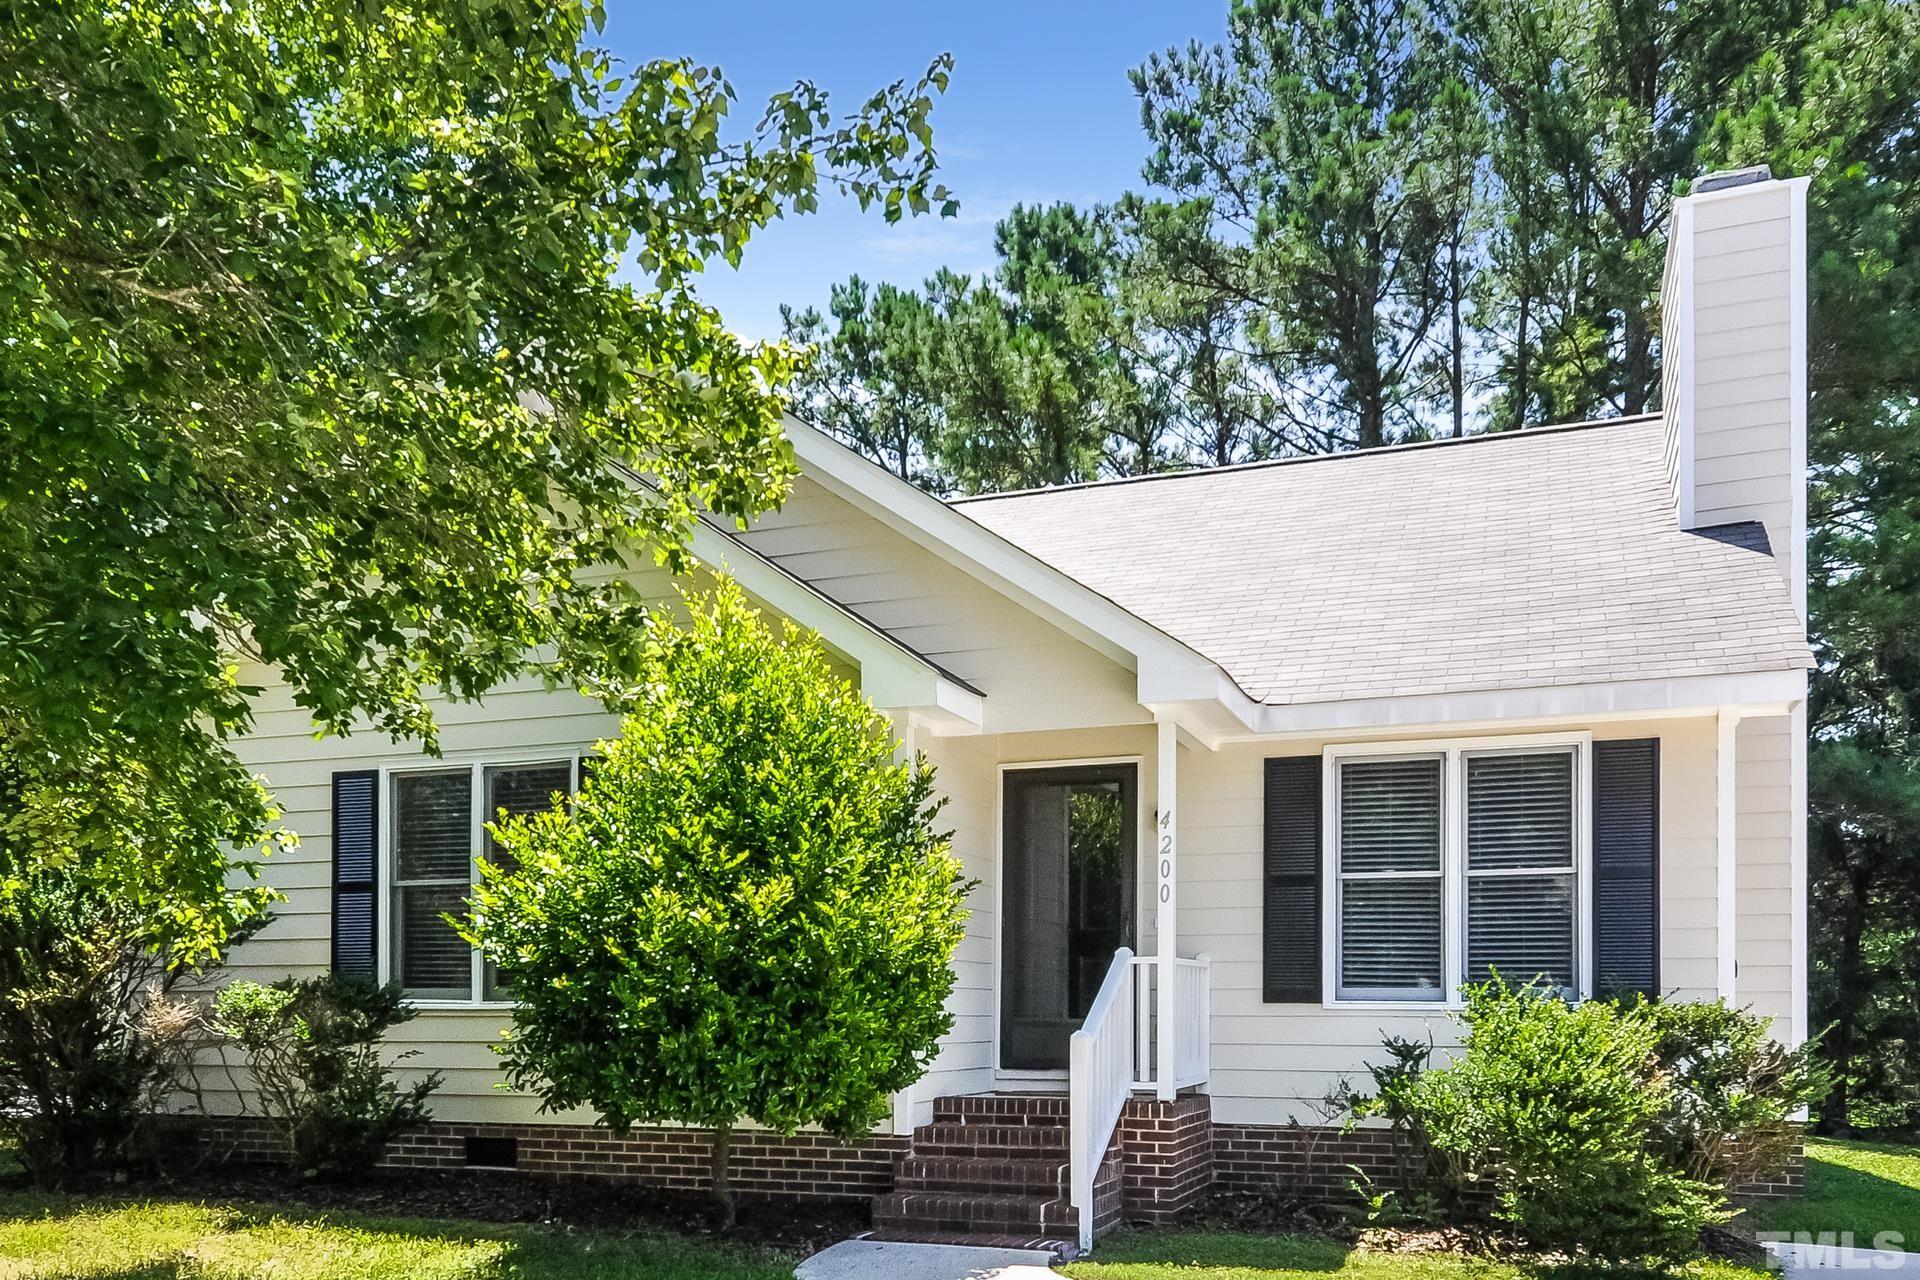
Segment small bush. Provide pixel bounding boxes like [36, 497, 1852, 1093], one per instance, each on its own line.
[1355, 979, 1827, 1267]
[1641, 997, 1830, 1188]
[0, 863, 216, 1182]
[214, 976, 440, 1179]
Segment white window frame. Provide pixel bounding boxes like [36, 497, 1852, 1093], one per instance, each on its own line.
[377, 753, 580, 1009]
[1321, 731, 1593, 1010]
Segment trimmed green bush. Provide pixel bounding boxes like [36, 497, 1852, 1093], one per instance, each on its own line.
[464, 584, 970, 1227]
[1641, 996, 1830, 1189]
[213, 976, 439, 1179]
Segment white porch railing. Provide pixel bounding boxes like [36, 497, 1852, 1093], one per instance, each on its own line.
[1068, 946, 1136, 1255]
[1070, 948, 1213, 1253]
[1128, 953, 1212, 1092]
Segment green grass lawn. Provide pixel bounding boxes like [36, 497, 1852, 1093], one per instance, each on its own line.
[0, 1192, 797, 1280]
[1060, 1230, 1771, 1280]
[1746, 1138, 1920, 1253]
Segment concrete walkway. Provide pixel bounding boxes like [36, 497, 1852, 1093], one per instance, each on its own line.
[795, 1239, 1060, 1280]
[1767, 1241, 1920, 1275]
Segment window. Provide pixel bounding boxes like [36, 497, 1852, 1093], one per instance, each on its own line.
[387, 759, 576, 1003]
[1464, 752, 1576, 991]
[1335, 757, 1445, 1001]
[1330, 740, 1584, 1004]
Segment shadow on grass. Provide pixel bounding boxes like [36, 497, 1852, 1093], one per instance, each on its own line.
[1745, 1139, 1920, 1252]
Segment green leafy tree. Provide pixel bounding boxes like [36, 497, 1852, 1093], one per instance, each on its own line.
[782, 277, 948, 486]
[789, 203, 1175, 493]
[0, 0, 954, 951]
[1112, 196, 1287, 463]
[465, 585, 970, 1228]
[1457, 0, 1803, 417]
[933, 204, 1161, 489]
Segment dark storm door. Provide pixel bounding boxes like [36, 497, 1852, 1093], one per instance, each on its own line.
[1000, 764, 1137, 1071]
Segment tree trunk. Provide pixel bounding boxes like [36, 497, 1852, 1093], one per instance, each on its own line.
[1622, 305, 1653, 416]
[1511, 168, 1534, 433]
[1450, 234, 1465, 438]
[1818, 854, 1874, 1136]
[710, 1122, 736, 1232]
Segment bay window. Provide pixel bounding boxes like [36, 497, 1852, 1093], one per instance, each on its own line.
[1330, 738, 1585, 1004]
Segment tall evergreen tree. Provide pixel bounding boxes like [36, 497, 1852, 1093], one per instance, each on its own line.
[1133, 0, 1459, 448]
[1113, 197, 1284, 463]
[782, 278, 946, 487]
[1457, 0, 1803, 417]
[1702, 0, 1920, 1131]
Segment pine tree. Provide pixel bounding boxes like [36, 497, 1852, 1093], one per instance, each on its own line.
[1133, 0, 1460, 448]
[1703, 0, 1920, 1131]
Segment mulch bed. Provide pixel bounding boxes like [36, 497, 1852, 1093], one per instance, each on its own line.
[10, 1163, 868, 1256]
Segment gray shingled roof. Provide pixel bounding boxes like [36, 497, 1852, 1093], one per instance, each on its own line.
[951, 416, 1812, 706]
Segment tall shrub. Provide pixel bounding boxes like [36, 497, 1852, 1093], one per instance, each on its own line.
[464, 584, 970, 1228]
[0, 738, 277, 1185]
[1359, 980, 1822, 1266]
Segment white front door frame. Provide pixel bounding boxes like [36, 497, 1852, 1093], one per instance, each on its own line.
[992, 754, 1146, 1090]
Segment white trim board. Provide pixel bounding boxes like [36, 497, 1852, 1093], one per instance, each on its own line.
[1223, 668, 1806, 740]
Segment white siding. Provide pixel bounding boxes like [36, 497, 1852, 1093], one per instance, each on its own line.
[1664, 178, 1806, 605]
[214, 668, 623, 1121]
[732, 475, 1149, 733]
[1164, 717, 1721, 1126]
[1736, 713, 1796, 1033]
[912, 730, 999, 1112]
[217, 672, 1789, 1126]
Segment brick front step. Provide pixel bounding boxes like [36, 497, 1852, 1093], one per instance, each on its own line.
[930, 1094, 1070, 1126]
[910, 1123, 1070, 1158]
[873, 1189, 1078, 1236]
[876, 1096, 1129, 1247]
[896, 1155, 1070, 1196]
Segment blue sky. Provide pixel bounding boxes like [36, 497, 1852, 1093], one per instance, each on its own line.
[611, 0, 1226, 341]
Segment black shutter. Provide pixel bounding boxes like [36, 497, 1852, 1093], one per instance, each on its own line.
[331, 770, 379, 980]
[1263, 756, 1323, 1002]
[1592, 739, 1660, 999]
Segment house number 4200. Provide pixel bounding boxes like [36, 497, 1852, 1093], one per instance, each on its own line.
[1158, 808, 1173, 903]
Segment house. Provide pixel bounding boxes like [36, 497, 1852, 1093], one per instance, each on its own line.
[213, 169, 1813, 1252]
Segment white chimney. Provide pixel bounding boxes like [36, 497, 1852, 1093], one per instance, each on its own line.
[1661, 166, 1810, 620]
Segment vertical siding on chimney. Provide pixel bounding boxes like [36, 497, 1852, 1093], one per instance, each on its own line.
[1661, 176, 1809, 621]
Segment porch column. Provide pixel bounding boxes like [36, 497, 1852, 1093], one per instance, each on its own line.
[1155, 716, 1178, 1102]
[892, 712, 922, 1135]
[1716, 708, 1741, 1001]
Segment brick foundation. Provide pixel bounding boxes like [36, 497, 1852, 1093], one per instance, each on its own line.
[1211, 1121, 1807, 1202]
[1118, 1094, 1215, 1222]
[200, 1115, 905, 1203]
[1737, 1144, 1806, 1200]
[195, 1107, 1804, 1224]
[1212, 1122, 1408, 1197]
